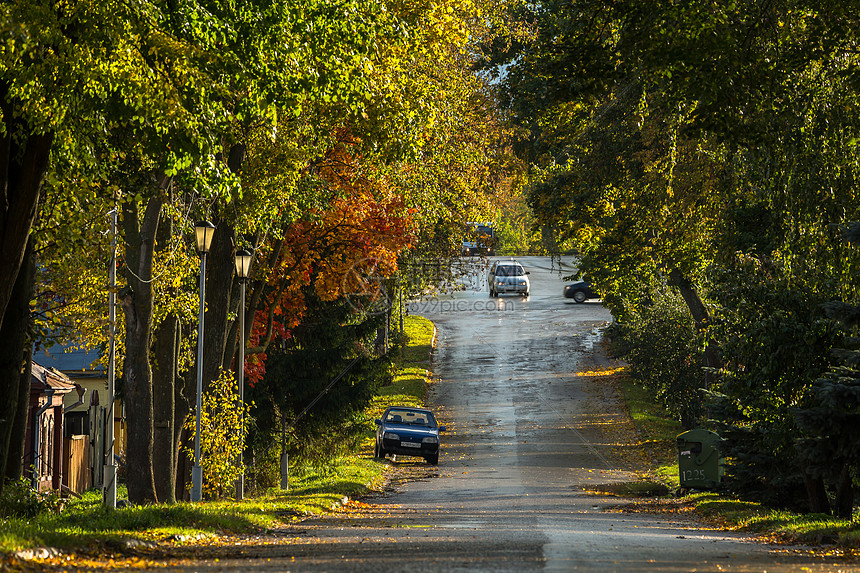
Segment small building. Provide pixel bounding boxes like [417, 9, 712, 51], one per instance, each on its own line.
[32, 345, 126, 494]
[24, 362, 75, 492]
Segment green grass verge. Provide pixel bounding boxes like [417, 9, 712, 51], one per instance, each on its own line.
[0, 315, 436, 555]
[692, 493, 860, 546]
[618, 375, 682, 487]
[399, 314, 435, 366]
[619, 374, 860, 547]
[363, 315, 435, 443]
[0, 456, 384, 553]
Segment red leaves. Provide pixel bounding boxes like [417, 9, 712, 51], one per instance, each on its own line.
[246, 138, 415, 384]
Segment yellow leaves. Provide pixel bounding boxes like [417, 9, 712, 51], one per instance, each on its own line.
[574, 366, 627, 377]
[29, 553, 154, 571]
[182, 370, 251, 500]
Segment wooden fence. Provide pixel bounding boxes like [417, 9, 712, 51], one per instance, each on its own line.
[63, 435, 91, 494]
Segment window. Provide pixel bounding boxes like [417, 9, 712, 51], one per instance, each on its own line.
[495, 265, 524, 277]
[386, 410, 436, 426]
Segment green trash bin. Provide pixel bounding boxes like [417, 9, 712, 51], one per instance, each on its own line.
[677, 429, 724, 489]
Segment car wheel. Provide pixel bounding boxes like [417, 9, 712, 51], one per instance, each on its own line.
[573, 290, 587, 303]
[426, 454, 438, 465]
[374, 441, 386, 459]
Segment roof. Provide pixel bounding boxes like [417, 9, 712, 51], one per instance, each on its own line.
[385, 406, 434, 413]
[32, 344, 104, 378]
[31, 361, 76, 394]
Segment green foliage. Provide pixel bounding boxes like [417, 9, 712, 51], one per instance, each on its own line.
[0, 477, 62, 518]
[250, 288, 390, 467]
[16, 0, 517, 510]
[493, 0, 860, 515]
[794, 373, 860, 481]
[493, 206, 547, 255]
[792, 297, 860, 517]
[615, 287, 704, 429]
[613, 374, 860, 540]
[706, 257, 840, 509]
[183, 370, 251, 500]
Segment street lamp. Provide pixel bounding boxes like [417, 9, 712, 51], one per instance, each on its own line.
[234, 248, 252, 500]
[103, 208, 118, 509]
[191, 220, 215, 502]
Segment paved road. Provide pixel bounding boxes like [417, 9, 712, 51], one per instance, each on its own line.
[154, 256, 850, 572]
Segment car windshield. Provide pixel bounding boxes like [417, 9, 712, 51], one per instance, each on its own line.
[386, 410, 435, 427]
[495, 265, 524, 277]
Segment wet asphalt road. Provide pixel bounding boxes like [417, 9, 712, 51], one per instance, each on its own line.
[158, 256, 852, 572]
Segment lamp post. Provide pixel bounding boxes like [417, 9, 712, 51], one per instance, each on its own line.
[234, 248, 253, 500]
[191, 220, 215, 502]
[103, 208, 117, 509]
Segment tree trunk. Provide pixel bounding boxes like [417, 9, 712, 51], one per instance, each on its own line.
[0, 89, 53, 486]
[151, 198, 177, 503]
[280, 417, 289, 490]
[174, 364, 193, 501]
[834, 463, 854, 519]
[120, 195, 164, 504]
[202, 220, 237, 388]
[800, 463, 831, 515]
[0, 86, 53, 331]
[669, 268, 721, 380]
[152, 314, 178, 503]
[0, 237, 35, 487]
[7, 346, 33, 483]
[207, 144, 246, 377]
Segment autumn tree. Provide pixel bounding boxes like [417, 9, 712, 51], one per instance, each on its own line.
[0, 0, 230, 490]
[22, 0, 514, 503]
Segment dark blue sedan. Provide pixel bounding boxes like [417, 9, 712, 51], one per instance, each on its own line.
[375, 406, 445, 465]
[563, 280, 599, 303]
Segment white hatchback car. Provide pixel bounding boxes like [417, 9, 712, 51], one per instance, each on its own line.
[488, 260, 530, 297]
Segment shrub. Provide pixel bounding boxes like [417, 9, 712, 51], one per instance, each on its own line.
[0, 477, 62, 518]
[183, 370, 251, 500]
[620, 289, 704, 429]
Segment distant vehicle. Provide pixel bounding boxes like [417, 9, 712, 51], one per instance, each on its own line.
[375, 406, 445, 465]
[563, 280, 598, 303]
[462, 222, 496, 256]
[488, 260, 530, 297]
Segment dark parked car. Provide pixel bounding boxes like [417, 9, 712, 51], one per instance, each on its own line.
[375, 406, 445, 465]
[563, 280, 598, 303]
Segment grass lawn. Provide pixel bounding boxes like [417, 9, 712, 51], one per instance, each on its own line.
[0, 315, 437, 557]
[618, 376, 683, 487]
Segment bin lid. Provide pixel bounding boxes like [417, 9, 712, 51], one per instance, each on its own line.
[676, 428, 721, 443]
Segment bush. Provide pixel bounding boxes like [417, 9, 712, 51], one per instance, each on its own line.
[0, 477, 62, 518]
[707, 257, 840, 511]
[619, 289, 705, 429]
[183, 370, 251, 500]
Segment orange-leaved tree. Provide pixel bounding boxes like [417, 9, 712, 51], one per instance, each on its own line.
[241, 132, 414, 387]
